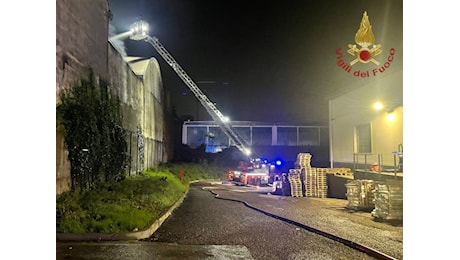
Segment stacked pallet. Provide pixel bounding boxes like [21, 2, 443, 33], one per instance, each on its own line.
[295, 153, 311, 198]
[294, 153, 329, 198]
[345, 180, 376, 210]
[288, 169, 303, 197]
[326, 168, 354, 179]
[315, 168, 328, 198]
[371, 180, 403, 221]
[296, 153, 312, 168]
[304, 167, 315, 197]
[301, 168, 328, 198]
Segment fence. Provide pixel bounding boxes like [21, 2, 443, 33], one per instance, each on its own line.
[353, 153, 403, 181]
[126, 127, 166, 176]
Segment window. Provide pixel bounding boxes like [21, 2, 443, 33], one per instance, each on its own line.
[252, 127, 272, 146]
[208, 127, 228, 146]
[233, 127, 251, 145]
[299, 127, 320, 146]
[186, 126, 207, 148]
[355, 123, 372, 153]
[277, 127, 297, 146]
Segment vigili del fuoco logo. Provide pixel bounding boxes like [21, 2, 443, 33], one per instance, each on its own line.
[336, 11, 395, 78]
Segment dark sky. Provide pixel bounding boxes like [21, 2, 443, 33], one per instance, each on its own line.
[107, 0, 403, 124]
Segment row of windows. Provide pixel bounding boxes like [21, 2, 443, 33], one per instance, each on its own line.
[184, 126, 328, 147]
[184, 123, 373, 153]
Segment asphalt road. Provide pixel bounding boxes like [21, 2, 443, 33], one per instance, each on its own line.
[145, 182, 375, 259]
[57, 182, 399, 259]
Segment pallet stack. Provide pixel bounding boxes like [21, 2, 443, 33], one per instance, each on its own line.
[295, 153, 311, 197]
[288, 169, 303, 197]
[296, 153, 312, 168]
[371, 180, 403, 221]
[295, 153, 328, 198]
[304, 168, 328, 198]
[315, 168, 328, 198]
[304, 167, 316, 197]
[345, 179, 376, 210]
[326, 168, 354, 179]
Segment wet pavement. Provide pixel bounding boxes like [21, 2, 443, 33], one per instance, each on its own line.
[56, 181, 402, 259]
[56, 242, 253, 259]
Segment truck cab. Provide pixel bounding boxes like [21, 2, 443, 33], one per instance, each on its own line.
[227, 159, 269, 186]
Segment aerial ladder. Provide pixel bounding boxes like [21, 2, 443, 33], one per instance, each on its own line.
[125, 21, 251, 156]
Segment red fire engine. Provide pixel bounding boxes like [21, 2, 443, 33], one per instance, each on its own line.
[227, 158, 270, 186]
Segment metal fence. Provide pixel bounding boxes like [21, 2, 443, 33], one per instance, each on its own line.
[353, 153, 403, 180]
[126, 127, 166, 176]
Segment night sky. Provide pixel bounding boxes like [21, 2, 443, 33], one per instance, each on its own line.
[107, 0, 403, 124]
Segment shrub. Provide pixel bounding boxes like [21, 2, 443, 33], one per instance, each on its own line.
[57, 68, 129, 191]
[56, 163, 224, 233]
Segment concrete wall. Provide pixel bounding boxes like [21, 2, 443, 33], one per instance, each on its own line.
[56, 0, 110, 98]
[56, 0, 168, 194]
[56, 0, 111, 194]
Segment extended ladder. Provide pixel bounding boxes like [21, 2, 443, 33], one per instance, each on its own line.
[142, 36, 251, 155]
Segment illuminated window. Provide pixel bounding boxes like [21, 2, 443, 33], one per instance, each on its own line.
[187, 126, 207, 148]
[208, 127, 228, 146]
[355, 123, 372, 153]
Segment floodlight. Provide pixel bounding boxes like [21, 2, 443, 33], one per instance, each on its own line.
[244, 148, 252, 156]
[129, 20, 149, 40]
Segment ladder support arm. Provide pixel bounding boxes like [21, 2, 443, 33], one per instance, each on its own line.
[143, 36, 251, 155]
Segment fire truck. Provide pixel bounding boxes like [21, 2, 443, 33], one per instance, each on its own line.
[227, 158, 270, 186]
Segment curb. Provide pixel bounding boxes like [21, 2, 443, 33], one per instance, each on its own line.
[56, 179, 223, 242]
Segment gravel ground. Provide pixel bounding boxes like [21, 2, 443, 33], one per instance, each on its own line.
[149, 182, 400, 259]
[206, 183, 403, 259]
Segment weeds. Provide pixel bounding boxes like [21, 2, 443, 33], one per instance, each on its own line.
[56, 163, 227, 233]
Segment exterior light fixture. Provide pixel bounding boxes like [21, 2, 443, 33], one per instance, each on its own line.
[373, 102, 383, 110]
[386, 112, 396, 121]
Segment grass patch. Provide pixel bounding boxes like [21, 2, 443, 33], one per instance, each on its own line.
[56, 162, 227, 233]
